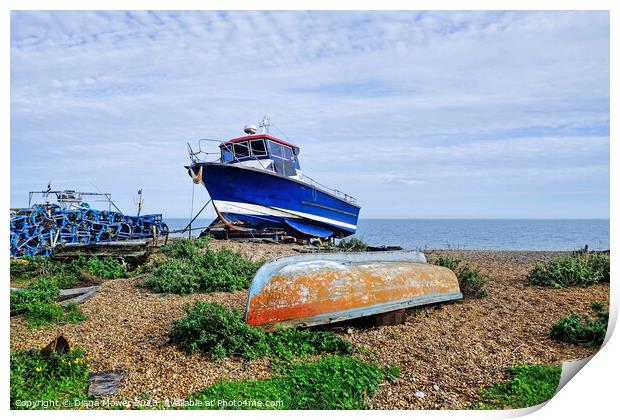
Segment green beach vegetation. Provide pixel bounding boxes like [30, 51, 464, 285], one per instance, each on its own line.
[166, 301, 391, 410]
[526, 253, 610, 288]
[10, 278, 60, 315]
[549, 301, 608, 347]
[23, 302, 86, 329]
[10, 347, 91, 409]
[140, 239, 262, 294]
[9, 255, 129, 329]
[432, 256, 489, 297]
[170, 301, 353, 360]
[431, 256, 460, 271]
[185, 356, 394, 410]
[475, 364, 561, 409]
[336, 237, 369, 252]
[10, 255, 128, 289]
[10, 279, 86, 329]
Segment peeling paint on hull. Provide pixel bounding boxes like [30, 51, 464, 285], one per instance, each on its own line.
[244, 251, 463, 329]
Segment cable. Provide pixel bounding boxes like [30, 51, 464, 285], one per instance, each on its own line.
[189, 181, 195, 238]
[271, 122, 293, 144]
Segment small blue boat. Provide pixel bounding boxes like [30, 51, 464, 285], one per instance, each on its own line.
[187, 118, 360, 239]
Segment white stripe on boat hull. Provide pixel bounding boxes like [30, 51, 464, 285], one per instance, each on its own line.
[272, 206, 356, 230]
[213, 200, 301, 219]
[212, 200, 357, 230]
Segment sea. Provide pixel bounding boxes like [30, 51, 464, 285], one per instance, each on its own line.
[163, 218, 609, 251]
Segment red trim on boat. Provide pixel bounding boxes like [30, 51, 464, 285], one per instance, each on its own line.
[220, 134, 298, 150]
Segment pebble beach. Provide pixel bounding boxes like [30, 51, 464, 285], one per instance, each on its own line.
[10, 242, 609, 409]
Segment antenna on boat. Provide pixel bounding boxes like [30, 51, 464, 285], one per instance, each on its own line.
[136, 189, 144, 217]
[243, 124, 257, 135]
[259, 116, 271, 134]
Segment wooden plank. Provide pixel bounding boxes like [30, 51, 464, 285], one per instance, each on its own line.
[58, 286, 101, 301]
[61, 289, 99, 306]
[371, 309, 406, 326]
[52, 240, 148, 259]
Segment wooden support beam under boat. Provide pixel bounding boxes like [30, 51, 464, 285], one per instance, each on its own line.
[213, 201, 255, 233]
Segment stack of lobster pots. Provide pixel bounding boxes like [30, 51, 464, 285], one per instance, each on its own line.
[10, 205, 168, 257]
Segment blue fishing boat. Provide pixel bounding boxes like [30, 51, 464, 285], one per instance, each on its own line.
[187, 117, 360, 239]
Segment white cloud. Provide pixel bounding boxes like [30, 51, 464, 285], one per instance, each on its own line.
[10, 11, 609, 218]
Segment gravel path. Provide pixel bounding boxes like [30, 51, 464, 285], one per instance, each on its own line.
[10, 243, 609, 409]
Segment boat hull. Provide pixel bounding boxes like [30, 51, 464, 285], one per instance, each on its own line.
[193, 162, 360, 238]
[244, 251, 463, 330]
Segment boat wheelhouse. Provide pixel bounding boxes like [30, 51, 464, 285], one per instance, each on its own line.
[220, 133, 301, 178]
[187, 117, 360, 239]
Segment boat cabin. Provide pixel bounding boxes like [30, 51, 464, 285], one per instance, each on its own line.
[219, 134, 301, 177]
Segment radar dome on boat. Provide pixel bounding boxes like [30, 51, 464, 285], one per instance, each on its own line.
[244, 124, 257, 134]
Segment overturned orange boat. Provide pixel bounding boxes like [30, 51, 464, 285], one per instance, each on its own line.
[244, 251, 463, 329]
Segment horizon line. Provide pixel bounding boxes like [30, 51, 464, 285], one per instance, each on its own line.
[161, 216, 610, 221]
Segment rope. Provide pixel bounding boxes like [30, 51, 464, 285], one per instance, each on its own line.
[192, 166, 203, 184]
[189, 181, 195, 238]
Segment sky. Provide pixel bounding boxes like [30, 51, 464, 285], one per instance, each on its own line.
[10, 11, 610, 219]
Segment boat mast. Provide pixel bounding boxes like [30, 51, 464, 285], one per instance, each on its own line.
[259, 116, 271, 134]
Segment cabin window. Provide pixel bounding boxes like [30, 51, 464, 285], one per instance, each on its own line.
[221, 148, 234, 163]
[283, 146, 293, 161]
[250, 139, 267, 157]
[233, 142, 250, 158]
[268, 140, 283, 157]
[268, 140, 295, 160]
